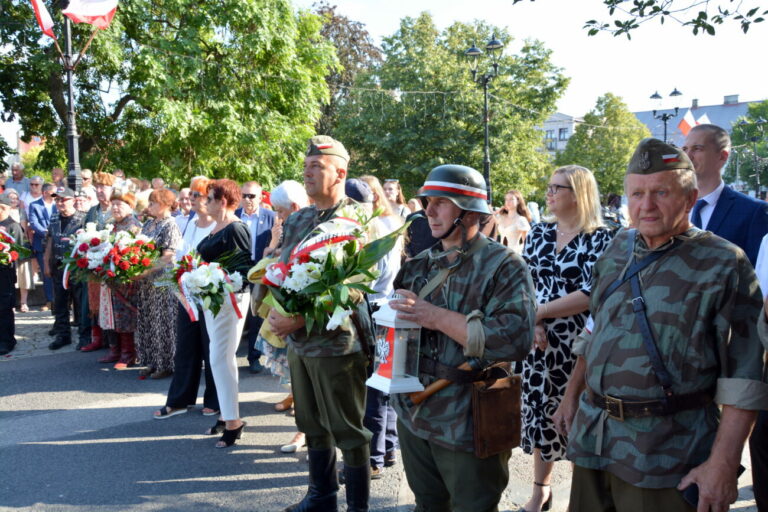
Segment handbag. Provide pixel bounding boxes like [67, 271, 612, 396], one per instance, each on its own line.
[472, 362, 521, 459]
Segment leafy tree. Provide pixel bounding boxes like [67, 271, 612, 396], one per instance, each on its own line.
[313, 1, 382, 136]
[727, 100, 768, 194]
[511, 0, 767, 37]
[555, 93, 650, 196]
[0, 137, 15, 173]
[334, 13, 568, 204]
[0, 0, 338, 185]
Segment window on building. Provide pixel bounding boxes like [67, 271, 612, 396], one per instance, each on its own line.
[545, 130, 555, 140]
[546, 140, 557, 150]
[558, 128, 569, 141]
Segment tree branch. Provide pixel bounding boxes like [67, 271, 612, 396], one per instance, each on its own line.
[109, 94, 136, 122]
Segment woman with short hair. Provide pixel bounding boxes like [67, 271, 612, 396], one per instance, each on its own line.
[519, 165, 614, 512]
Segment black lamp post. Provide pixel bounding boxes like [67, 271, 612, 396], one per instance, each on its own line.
[739, 118, 767, 198]
[62, 15, 82, 193]
[465, 34, 503, 205]
[650, 87, 682, 143]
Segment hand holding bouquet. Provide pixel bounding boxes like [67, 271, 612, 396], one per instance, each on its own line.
[0, 227, 30, 266]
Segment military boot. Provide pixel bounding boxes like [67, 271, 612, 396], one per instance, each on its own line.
[284, 448, 338, 512]
[342, 464, 370, 512]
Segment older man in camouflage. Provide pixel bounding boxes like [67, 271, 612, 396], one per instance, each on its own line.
[389, 164, 536, 512]
[268, 135, 373, 512]
[555, 138, 768, 512]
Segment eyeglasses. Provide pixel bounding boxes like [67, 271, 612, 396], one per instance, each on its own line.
[242, 193, 258, 200]
[546, 184, 573, 195]
[191, 192, 202, 198]
[30, 183, 41, 186]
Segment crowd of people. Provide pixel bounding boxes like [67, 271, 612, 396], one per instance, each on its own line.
[0, 122, 767, 512]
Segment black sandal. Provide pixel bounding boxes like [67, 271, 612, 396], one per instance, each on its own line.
[215, 421, 246, 448]
[204, 419, 225, 435]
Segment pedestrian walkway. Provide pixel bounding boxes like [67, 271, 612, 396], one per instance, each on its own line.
[0, 308, 759, 511]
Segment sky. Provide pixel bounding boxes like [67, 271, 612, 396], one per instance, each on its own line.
[3, 0, 767, 151]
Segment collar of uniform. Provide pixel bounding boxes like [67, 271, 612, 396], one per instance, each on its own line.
[632, 226, 700, 258]
[426, 233, 483, 269]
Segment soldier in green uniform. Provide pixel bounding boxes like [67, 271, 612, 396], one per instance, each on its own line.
[555, 138, 768, 511]
[389, 165, 537, 512]
[268, 135, 373, 512]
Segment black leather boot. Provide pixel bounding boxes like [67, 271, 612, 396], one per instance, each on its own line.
[343, 464, 370, 512]
[284, 448, 338, 512]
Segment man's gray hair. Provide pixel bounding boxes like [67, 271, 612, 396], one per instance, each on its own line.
[271, 180, 309, 211]
[11, 162, 24, 171]
[624, 168, 697, 194]
[42, 183, 56, 193]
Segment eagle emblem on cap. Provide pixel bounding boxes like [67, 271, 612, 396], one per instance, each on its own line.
[639, 151, 651, 171]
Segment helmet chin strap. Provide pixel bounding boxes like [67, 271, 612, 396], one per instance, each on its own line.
[438, 210, 467, 240]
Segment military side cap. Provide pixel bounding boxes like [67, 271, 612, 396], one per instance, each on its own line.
[627, 138, 694, 175]
[0, 194, 12, 207]
[52, 186, 75, 198]
[306, 135, 350, 163]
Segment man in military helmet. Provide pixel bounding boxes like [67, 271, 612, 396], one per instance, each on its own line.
[555, 138, 768, 511]
[268, 135, 373, 512]
[389, 164, 536, 512]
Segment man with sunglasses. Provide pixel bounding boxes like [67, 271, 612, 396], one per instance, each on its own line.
[235, 181, 275, 373]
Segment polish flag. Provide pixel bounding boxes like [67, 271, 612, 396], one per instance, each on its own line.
[697, 113, 712, 125]
[29, 0, 56, 39]
[62, 0, 118, 29]
[677, 109, 697, 136]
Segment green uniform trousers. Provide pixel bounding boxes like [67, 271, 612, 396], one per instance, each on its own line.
[397, 419, 510, 512]
[288, 348, 371, 467]
[570, 465, 695, 512]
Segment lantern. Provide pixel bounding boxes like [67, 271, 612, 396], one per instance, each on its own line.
[365, 299, 424, 394]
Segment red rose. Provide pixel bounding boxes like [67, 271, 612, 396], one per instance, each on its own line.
[112, 256, 121, 265]
[79, 243, 89, 252]
[141, 257, 152, 267]
[102, 255, 110, 263]
[76, 258, 88, 268]
[298, 253, 310, 264]
[118, 261, 130, 271]
[131, 246, 141, 254]
[146, 243, 156, 251]
[95, 266, 103, 272]
[90, 238, 101, 247]
[134, 240, 145, 246]
[10, 251, 19, 262]
[120, 247, 131, 256]
[130, 256, 139, 264]
[107, 270, 116, 278]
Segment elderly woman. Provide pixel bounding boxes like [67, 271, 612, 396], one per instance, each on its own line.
[519, 165, 614, 512]
[2, 190, 33, 313]
[253, 180, 309, 452]
[154, 177, 221, 419]
[97, 190, 142, 369]
[134, 189, 183, 379]
[197, 179, 252, 448]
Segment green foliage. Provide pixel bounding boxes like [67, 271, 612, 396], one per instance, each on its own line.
[555, 93, 650, 196]
[0, 138, 15, 172]
[0, 0, 338, 185]
[334, 13, 568, 205]
[511, 0, 767, 38]
[727, 100, 768, 193]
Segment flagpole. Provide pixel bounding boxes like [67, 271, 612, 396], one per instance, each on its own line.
[63, 16, 82, 193]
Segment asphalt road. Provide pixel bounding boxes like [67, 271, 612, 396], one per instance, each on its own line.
[0, 310, 758, 511]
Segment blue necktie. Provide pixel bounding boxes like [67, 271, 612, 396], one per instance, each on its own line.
[691, 199, 707, 228]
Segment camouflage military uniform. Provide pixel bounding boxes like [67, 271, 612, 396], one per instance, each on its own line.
[568, 228, 768, 490]
[392, 234, 536, 512]
[279, 197, 372, 465]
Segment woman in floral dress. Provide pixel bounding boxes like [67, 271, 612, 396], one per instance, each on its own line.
[135, 189, 182, 379]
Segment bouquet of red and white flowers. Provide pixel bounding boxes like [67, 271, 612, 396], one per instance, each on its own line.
[259, 206, 406, 333]
[0, 227, 30, 266]
[103, 232, 159, 283]
[157, 251, 246, 320]
[62, 222, 114, 284]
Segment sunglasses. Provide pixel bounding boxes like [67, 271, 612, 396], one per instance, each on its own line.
[30, 183, 41, 186]
[242, 193, 258, 200]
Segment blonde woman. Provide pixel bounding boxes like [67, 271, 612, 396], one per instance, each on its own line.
[495, 189, 531, 254]
[519, 165, 614, 512]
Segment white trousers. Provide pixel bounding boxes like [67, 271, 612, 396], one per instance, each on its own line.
[204, 291, 249, 421]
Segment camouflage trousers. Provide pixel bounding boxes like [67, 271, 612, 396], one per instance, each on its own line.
[397, 419, 510, 512]
[570, 465, 695, 512]
[288, 348, 371, 467]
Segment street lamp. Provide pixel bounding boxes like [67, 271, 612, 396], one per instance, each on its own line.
[465, 34, 504, 205]
[738, 118, 767, 198]
[650, 87, 683, 143]
[63, 16, 82, 193]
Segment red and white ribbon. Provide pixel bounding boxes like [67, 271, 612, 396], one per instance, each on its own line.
[224, 273, 243, 319]
[178, 274, 199, 322]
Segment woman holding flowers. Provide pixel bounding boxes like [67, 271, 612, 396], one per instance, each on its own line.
[196, 179, 252, 448]
[98, 190, 142, 369]
[135, 189, 182, 380]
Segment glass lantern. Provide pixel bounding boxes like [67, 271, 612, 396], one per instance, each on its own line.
[365, 298, 424, 394]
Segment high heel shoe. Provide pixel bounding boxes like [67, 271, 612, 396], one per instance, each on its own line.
[204, 419, 225, 435]
[519, 482, 552, 512]
[216, 421, 246, 448]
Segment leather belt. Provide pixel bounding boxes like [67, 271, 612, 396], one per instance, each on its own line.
[419, 358, 509, 384]
[587, 387, 714, 421]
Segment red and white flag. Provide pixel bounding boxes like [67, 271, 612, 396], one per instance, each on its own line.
[697, 113, 712, 126]
[29, 0, 56, 39]
[62, 0, 118, 29]
[677, 109, 697, 136]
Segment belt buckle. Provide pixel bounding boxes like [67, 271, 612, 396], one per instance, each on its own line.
[604, 394, 625, 421]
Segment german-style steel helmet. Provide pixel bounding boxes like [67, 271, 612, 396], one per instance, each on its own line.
[417, 164, 490, 214]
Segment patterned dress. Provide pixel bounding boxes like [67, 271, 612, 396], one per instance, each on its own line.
[135, 216, 182, 373]
[521, 222, 614, 461]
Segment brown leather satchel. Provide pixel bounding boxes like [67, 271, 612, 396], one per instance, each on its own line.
[472, 367, 521, 459]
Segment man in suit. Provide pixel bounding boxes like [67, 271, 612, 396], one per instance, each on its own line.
[28, 183, 57, 309]
[235, 181, 275, 373]
[683, 123, 768, 266]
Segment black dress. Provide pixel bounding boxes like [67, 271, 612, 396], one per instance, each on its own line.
[197, 221, 252, 283]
